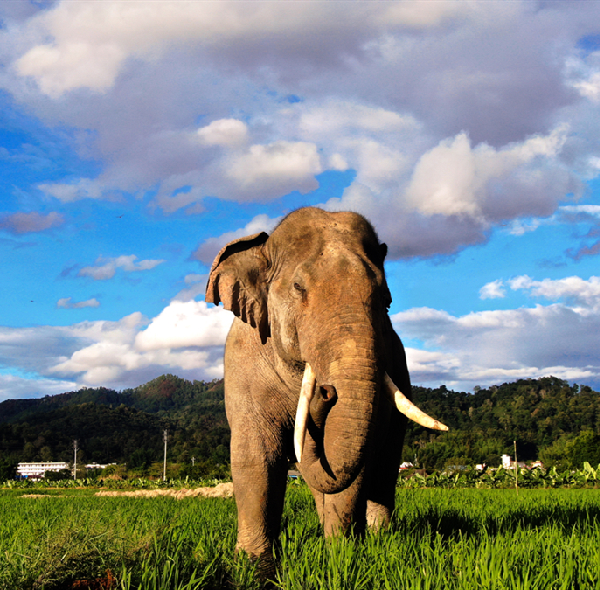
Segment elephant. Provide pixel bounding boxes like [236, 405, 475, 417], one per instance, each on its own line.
[205, 206, 447, 574]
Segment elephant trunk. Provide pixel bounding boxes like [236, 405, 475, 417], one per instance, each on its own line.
[295, 355, 449, 495]
[298, 337, 379, 495]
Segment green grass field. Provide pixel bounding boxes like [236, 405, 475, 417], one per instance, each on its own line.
[2, 486, 600, 589]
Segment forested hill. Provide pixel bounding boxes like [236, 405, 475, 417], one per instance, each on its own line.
[1, 375, 600, 471]
[0, 375, 229, 469]
[404, 377, 600, 469]
[0, 374, 225, 424]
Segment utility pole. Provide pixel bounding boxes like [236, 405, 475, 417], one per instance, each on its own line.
[73, 440, 78, 480]
[514, 440, 518, 495]
[163, 429, 168, 482]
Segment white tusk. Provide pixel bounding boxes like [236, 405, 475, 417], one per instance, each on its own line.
[294, 363, 317, 463]
[384, 373, 449, 431]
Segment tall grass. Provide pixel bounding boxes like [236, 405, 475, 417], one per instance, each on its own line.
[1, 487, 600, 589]
[276, 489, 600, 589]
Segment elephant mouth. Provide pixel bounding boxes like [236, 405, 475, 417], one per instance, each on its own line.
[294, 363, 448, 464]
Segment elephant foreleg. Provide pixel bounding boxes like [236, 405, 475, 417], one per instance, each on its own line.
[307, 466, 367, 537]
[365, 394, 407, 531]
[230, 439, 288, 578]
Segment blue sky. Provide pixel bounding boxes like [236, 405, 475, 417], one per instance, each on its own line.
[1, 1, 600, 401]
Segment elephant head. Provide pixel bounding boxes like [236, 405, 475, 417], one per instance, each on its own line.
[206, 207, 446, 496]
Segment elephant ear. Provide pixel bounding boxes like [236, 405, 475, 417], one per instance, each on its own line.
[205, 232, 270, 343]
[379, 242, 392, 310]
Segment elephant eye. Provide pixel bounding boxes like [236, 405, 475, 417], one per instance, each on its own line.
[293, 282, 307, 303]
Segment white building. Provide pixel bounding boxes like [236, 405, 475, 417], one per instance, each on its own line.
[17, 462, 69, 479]
[85, 463, 115, 470]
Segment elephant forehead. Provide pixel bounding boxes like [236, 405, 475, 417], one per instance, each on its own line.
[272, 208, 377, 246]
[271, 225, 372, 265]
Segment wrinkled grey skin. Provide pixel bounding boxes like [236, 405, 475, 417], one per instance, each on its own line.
[206, 207, 411, 573]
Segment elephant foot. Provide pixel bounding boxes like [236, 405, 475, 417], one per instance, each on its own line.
[366, 500, 392, 531]
[233, 546, 276, 589]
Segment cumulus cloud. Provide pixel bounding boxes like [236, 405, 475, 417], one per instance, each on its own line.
[57, 297, 100, 309]
[52, 303, 232, 386]
[509, 275, 600, 311]
[0, 302, 235, 395]
[12, 2, 481, 97]
[0, 211, 64, 234]
[320, 123, 580, 259]
[226, 141, 323, 195]
[78, 255, 165, 280]
[0, 373, 77, 403]
[393, 301, 600, 391]
[4, 1, 596, 241]
[197, 118, 248, 147]
[479, 280, 506, 300]
[135, 301, 233, 351]
[4, 2, 592, 216]
[404, 127, 568, 220]
[191, 213, 281, 266]
[38, 178, 105, 202]
[148, 136, 325, 213]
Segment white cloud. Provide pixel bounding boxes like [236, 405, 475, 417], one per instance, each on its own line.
[198, 118, 248, 147]
[316, 121, 578, 259]
[38, 178, 105, 202]
[560, 205, 600, 217]
[573, 72, 600, 102]
[184, 274, 206, 284]
[404, 127, 567, 220]
[568, 52, 600, 103]
[79, 255, 165, 280]
[0, 211, 64, 234]
[508, 218, 544, 236]
[48, 303, 233, 388]
[508, 275, 600, 311]
[0, 373, 77, 403]
[57, 297, 100, 309]
[392, 300, 600, 390]
[13, 2, 482, 97]
[299, 101, 418, 137]
[135, 301, 233, 351]
[479, 280, 506, 300]
[4, 1, 593, 240]
[227, 141, 322, 194]
[293, 100, 420, 193]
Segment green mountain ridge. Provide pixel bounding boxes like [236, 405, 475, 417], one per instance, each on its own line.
[1, 374, 600, 472]
[0, 375, 229, 470]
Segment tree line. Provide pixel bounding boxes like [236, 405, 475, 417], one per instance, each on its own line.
[1, 374, 599, 478]
[404, 377, 600, 470]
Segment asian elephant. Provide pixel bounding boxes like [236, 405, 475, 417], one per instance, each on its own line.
[205, 206, 446, 574]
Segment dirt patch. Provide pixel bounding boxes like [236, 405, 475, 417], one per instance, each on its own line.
[95, 482, 234, 499]
[21, 494, 57, 498]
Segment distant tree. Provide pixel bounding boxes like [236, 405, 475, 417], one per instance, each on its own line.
[40, 446, 53, 462]
[45, 469, 72, 481]
[0, 458, 17, 480]
[538, 434, 573, 470]
[128, 448, 155, 472]
[567, 430, 600, 468]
